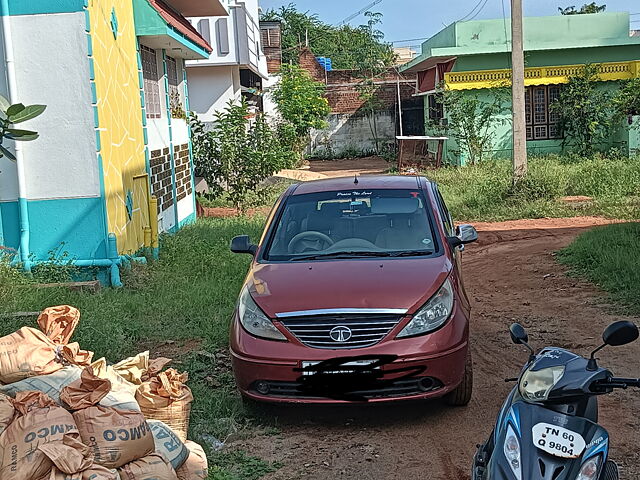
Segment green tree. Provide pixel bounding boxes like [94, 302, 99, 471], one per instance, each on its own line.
[436, 88, 510, 165]
[260, 4, 395, 70]
[190, 100, 289, 213]
[614, 78, 640, 118]
[559, 3, 606, 14]
[550, 64, 615, 156]
[0, 94, 46, 160]
[270, 63, 330, 162]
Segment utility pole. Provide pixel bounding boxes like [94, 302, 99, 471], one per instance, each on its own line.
[511, 0, 527, 179]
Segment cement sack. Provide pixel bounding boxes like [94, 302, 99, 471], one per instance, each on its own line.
[91, 358, 138, 396]
[118, 454, 178, 480]
[176, 441, 208, 480]
[37, 305, 81, 345]
[38, 432, 121, 480]
[0, 391, 79, 480]
[2, 365, 140, 412]
[136, 369, 192, 441]
[111, 352, 171, 386]
[0, 327, 91, 384]
[147, 420, 189, 470]
[62, 368, 154, 468]
[0, 391, 15, 434]
[38, 432, 94, 474]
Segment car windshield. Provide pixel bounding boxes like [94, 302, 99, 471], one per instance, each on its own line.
[263, 189, 439, 261]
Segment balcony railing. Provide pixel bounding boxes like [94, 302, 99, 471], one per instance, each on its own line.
[444, 60, 640, 90]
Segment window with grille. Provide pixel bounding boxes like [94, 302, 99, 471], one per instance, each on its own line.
[166, 56, 184, 118]
[427, 94, 444, 123]
[141, 45, 161, 119]
[525, 85, 562, 140]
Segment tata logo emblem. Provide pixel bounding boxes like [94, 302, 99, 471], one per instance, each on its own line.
[329, 326, 352, 342]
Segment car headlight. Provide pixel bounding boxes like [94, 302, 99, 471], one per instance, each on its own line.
[503, 424, 522, 480]
[576, 456, 601, 480]
[238, 287, 287, 341]
[397, 278, 454, 338]
[519, 366, 565, 402]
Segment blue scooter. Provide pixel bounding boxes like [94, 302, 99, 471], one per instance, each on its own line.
[472, 320, 640, 480]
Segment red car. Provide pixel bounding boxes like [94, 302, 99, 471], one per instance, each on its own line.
[229, 175, 478, 404]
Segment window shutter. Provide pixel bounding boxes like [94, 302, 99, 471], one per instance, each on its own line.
[216, 18, 230, 55]
[196, 19, 211, 46]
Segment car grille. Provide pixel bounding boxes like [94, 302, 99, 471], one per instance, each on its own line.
[279, 314, 404, 349]
[252, 377, 443, 399]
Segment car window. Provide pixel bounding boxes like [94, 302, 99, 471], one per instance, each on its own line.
[263, 189, 439, 261]
[433, 186, 454, 236]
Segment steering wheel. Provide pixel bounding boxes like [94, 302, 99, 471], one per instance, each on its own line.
[288, 231, 334, 254]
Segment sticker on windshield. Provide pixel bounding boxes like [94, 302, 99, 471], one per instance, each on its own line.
[337, 191, 372, 197]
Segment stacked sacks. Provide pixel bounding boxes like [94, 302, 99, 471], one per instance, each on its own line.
[0, 391, 79, 480]
[147, 420, 189, 470]
[0, 306, 93, 384]
[118, 454, 177, 480]
[61, 368, 154, 468]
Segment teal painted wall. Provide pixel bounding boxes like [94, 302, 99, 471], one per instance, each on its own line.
[453, 45, 640, 72]
[0, 198, 108, 261]
[426, 81, 633, 164]
[1, 0, 84, 15]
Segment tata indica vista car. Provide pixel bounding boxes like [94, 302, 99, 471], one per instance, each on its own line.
[229, 175, 478, 404]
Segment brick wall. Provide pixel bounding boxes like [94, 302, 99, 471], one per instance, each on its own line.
[174, 143, 193, 202]
[150, 147, 173, 214]
[298, 48, 417, 115]
[150, 143, 192, 214]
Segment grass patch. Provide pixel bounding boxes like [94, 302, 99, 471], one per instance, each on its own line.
[0, 216, 270, 479]
[557, 222, 640, 314]
[197, 179, 295, 210]
[428, 154, 640, 222]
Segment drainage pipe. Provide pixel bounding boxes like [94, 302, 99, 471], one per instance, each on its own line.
[0, 0, 31, 271]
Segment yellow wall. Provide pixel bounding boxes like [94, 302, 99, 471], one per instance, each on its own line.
[88, 0, 148, 254]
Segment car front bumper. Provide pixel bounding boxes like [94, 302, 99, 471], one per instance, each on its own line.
[230, 306, 469, 404]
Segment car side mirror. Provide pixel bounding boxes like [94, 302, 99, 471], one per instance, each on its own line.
[602, 320, 639, 347]
[447, 224, 478, 248]
[230, 235, 257, 255]
[510, 323, 529, 345]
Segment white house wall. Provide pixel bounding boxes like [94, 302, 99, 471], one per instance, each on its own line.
[8, 12, 99, 201]
[187, 65, 240, 123]
[0, 18, 19, 202]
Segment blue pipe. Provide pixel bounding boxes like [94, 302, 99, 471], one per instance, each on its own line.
[17, 197, 31, 271]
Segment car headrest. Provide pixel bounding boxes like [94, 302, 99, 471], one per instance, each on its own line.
[319, 202, 345, 215]
[371, 197, 419, 215]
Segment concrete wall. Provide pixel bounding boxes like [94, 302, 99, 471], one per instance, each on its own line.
[309, 111, 396, 158]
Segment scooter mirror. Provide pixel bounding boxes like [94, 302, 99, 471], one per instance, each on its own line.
[509, 323, 529, 345]
[603, 320, 639, 347]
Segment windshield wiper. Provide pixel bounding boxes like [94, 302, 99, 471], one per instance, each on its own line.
[291, 250, 433, 261]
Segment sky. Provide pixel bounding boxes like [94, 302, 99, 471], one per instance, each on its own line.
[258, 0, 640, 51]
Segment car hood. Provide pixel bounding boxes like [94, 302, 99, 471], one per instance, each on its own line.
[246, 256, 452, 318]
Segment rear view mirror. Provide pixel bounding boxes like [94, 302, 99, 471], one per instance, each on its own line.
[230, 235, 257, 255]
[603, 321, 639, 347]
[448, 224, 478, 248]
[510, 323, 529, 345]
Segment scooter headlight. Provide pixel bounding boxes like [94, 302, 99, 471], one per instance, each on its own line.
[238, 287, 287, 341]
[519, 366, 565, 402]
[503, 424, 522, 480]
[576, 455, 601, 480]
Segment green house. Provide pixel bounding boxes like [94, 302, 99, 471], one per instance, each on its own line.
[401, 12, 640, 164]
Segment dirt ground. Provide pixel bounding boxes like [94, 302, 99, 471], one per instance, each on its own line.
[232, 216, 640, 480]
[307, 156, 389, 177]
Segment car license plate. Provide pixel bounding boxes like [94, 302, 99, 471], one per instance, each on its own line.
[532, 423, 586, 458]
[300, 360, 380, 376]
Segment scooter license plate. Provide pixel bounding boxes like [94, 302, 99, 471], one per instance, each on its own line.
[532, 423, 586, 459]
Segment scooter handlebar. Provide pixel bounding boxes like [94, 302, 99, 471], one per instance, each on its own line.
[597, 377, 640, 389]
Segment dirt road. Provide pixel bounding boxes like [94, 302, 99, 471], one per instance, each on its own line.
[233, 216, 640, 480]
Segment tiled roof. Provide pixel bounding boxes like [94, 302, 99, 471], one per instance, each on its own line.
[147, 0, 212, 52]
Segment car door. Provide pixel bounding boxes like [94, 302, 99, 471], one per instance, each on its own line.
[432, 184, 472, 311]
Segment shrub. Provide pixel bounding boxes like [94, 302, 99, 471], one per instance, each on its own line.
[190, 100, 290, 213]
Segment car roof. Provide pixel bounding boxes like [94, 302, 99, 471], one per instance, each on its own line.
[291, 175, 433, 195]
